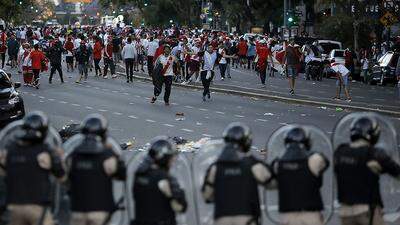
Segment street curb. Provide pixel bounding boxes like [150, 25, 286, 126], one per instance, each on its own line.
[116, 71, 400, 117]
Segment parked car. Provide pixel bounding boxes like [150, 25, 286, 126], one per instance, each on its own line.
[317, 40, 343, 58]
[369, 51, 399, 85]
[0, 70, 25, 129]
[328, 49, 346, 65]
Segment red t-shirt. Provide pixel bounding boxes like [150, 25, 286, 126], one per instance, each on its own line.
[93, 41, 103, 59]
[64, 41, 74, 52]
[238, 41, 248, 56]
[257, 46, 270, 70]
[30, 50, 46, 70]
[0, 33, 7, 53]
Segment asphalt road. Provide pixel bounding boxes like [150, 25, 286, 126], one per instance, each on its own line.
[3, 63, 400, 225]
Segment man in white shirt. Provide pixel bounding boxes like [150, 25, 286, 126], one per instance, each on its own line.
[201, 45, 218, 101]
[331, 59, 351, 102]
[147, 36, 159, 76]
[121, 37, 137, 83]
[151, 45, 179, 106]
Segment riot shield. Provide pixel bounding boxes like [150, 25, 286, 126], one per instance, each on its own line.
[191, 139, 224, 225]
[332, 112, 400, 216]
[265, 124, 334, 225]
[62, 134, 124, 224]
[125, 149, 196, 225]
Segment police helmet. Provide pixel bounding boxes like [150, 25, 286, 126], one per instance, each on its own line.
[148, 136, 177, 169]
[223, 122, 252, 152]
[80, 114, 108, 139]
[284, 127, 310, 150]
[350, 116, 380, 145]
[20, 111, 49, 142]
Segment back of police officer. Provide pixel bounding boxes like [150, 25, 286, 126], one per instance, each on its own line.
[0, 111, 65, 225]
[133, 136, 187, 225]
[271, 127, 329, 225]
[65, 114, 126, 225]
[334, 117, 400, 225]
[202, 123, 272, 225]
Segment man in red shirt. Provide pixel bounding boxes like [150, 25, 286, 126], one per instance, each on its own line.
[93, 36, 103, 77]
[64, 37, 74, 72]
[30, 44, 47, 89]
[103, 36, 116, 79]
[237, 38, 248, 68]
[0, 29, 7, 69]
[256, 40, 273, 87]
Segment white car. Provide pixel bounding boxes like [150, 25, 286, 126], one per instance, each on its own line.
[329, 49, 346, 65]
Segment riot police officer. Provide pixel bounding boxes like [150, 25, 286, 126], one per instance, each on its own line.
[132, 136, 187, 225]
[270, 127, 329, 225]
[334, 116, 400, 225]
[202, 122, 273, 225]
[0, 111, 65, 225]
[63, 114, 126, 225]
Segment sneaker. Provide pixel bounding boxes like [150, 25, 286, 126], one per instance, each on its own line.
[127, 80, 129, 83]
[227, 75, 231, 78]
[103, 76, 108, 79]
[289, 89, 294, 95]
[165, 102, 170, 106]
[346, 99, 352, 103]
[221, 77, 224, 81]
[207, 93, 211, 99]
[332, 97, 341, 101]
[49, 80, 52, 84]
[202, 96, 206, 102]
[112, 74, 118, 78]
[75, 80, 80, 84]
[150, 97, 157, 103]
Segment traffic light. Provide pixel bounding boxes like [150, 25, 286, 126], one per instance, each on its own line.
[287, 10, 299, 27]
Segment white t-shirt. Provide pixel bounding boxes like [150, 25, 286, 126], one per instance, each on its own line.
[218, 48, 227, 64]
[20, 30, 26, 40]
[158, 54, 176, 76]
[331, 63, 350, 76]
[74, 38, 81, 50]
[147, 41, 159, 57]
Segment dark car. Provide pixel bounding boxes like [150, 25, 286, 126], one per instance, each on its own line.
[370, 51, 399, 85]
[0, 70, 25, 129]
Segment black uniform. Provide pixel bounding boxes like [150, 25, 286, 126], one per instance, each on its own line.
[67, 137, 125, 213]
[133, 158, 187, 225]
[274, 145, 327, 213]
[5, 142, 64, 206]
[334, 144, 400, 208]
[203, 145, 272, 223]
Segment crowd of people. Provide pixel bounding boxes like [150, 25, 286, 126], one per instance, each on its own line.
[0, 24, 399, 101]
[0, 111, 399, 225]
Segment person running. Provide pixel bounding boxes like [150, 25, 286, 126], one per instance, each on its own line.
[331, 59, 352, 102]
[29, 44, 47, 89]
[151, 45, 179, 106]
[256, 40, 273, 87]
[201, 45, 218, 101]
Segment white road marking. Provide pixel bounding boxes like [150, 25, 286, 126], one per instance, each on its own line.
[171, 103, 179, 106]
[113, 112, 123, 116]
[146, 119, 156, 123]
[199, 108, 208, 111]
[39, 100, 45, 103]
[202, 134, 213, 137]
[163, 123, 175, 127]
[71, 103, 81, 107]
[234, 115, 244, 118]
[112, 90, 118, 93]
[98, 109, 108, 112]
[31, 93, 37, 96]
[181, 128, 194, 133]
[374, 98, 385, 101]
[128, 115, 138, 119]
[184, 105, 194, 109]
[256, 119, 268, 122]
[123, 92, 129, 95]
[129, 102, 135, 105]
[279, 122, 289, 126]
[135, 95, 141, 98]
[94, 87, 100, 89]
[48, 98, 55, 101]
[39, 96, 45, 99]
[85, 85, 91, 88]
[216, 111, 225, 115]
[85, 106, 93, 110]
[59, 101, 68, 104]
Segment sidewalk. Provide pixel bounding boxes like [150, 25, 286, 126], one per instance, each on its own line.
[117, 64, 400, 116]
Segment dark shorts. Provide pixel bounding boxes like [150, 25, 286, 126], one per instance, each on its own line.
[286, 65, 298, 78]
[66, 56, 73, 64]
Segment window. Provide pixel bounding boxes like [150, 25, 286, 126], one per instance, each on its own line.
[0, 71, 11, 89]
